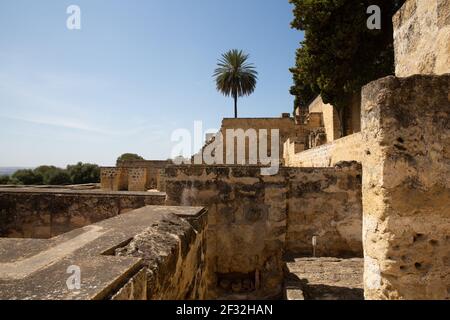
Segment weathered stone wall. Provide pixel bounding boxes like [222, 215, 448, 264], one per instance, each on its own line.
[0, 205, 208, 300]
[284, 133, 363, 167]
[127, 168, 148, 192]
[163, 164, 363, 299]
[101, 161, 171, 192]
[394, 0, 450, 76]
[286, 163, 363, 258]
[118, 160, 171, 190]
[218, 117, 300, 165]
[112, 207, 208, 300]
[361, 75, 450, 300]
[309, 96, 341, 142]
[0, 189, 165, 238]
[100, 167, 128, 191]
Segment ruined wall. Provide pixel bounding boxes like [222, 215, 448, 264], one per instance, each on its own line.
[100, 167, 128, 191]
[309, 96, 341, 142]
[101, 161, 171, 192]
[0, 189, 165, 238]
[163, 164, 362, 299]
[284, 133, 363, 167]
[219, 117, 300, 165]
[118, 160, 171, 190]
[127, 168, 148, 192]
[0, 205, 208, 300]
[361, 75, 450, 300]
[112, 208, 208, 300]
[394, 0, 450, 77]
[286, 163, 363, 257]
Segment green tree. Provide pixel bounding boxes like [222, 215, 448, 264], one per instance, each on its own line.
[12, 169, 43, 185]
[67, 162, 100, 184]
[0, 175, 9, 184]
[289, 0, 406, 134]
[34, 165, 59, 185]
[47, 169, 72, 185]
[116, 153, 144, 165]
[213, 49, 258, 118]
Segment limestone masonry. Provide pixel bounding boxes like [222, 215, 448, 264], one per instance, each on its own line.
[0, 0, 449, 300]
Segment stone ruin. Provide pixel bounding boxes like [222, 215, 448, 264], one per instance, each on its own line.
[0, 0, 448, 300]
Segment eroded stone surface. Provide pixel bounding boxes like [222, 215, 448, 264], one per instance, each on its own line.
[361, 74, 450, 300]
[0, 188, 165, 238]
[0, 205, 207, 300]
[394, 0, 450, 76]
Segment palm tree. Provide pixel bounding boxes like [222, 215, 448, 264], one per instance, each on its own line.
[213, 49, 258, 118]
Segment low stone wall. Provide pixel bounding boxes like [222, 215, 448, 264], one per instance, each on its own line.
[362, 75, 450, 300]
[0, 188, 165, 238]
[394, 0, 450, 76]
[113, 207, 208, 300]
[284, 133, 363, 167]
[163, 163, 362, 299]
[0, 206, 208, 300]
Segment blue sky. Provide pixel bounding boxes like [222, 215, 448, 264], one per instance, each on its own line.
[0, 0, 303, 167]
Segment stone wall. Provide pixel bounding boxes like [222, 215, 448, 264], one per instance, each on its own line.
[218, 117, 300, 165]
[0, 205, 208, 300]
[118, 160, 171, 190]
[101, 161, 171, 192]
[394, 0, 450, 76]
[163, 164, 363, 299]
[127, 168, 148, 192]
[0, 188, 165, 238]
[284, 133, 363, 167]
[309, 96, 341, 142]
[286, 163, 363, 258]
[112, 207, 208, 300]
[361, 75, 450, 300]
[100, 167, 128, 191]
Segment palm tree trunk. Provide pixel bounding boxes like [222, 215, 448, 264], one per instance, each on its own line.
[234, 93, 238, 118]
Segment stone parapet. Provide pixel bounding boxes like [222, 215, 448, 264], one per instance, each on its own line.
[0, 188, 165, 238]
[0, 205, 208, 300]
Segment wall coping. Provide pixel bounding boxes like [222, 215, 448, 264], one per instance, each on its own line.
[0, 205, 206, 300]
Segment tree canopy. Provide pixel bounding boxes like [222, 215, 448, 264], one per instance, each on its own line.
[2, 163, 100, 186]
[116, 153, 145, 165]
[67, 162, 100, 184]
[12, 169, 44, 185]
[289, 0, 406, 129]
[0, 175, 10, 184]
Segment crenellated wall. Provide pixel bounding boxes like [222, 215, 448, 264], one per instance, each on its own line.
[162, 164, 363, 299]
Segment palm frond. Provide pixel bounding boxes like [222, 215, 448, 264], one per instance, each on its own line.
[213, 49, 258, 98]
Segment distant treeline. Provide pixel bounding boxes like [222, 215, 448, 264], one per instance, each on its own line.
[0, 162, 100, 186]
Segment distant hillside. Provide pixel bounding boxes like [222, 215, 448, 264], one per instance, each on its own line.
[0, 167, 32, 176]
